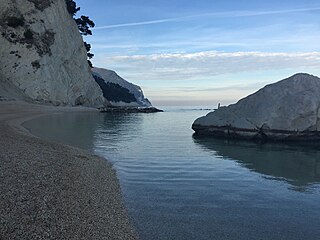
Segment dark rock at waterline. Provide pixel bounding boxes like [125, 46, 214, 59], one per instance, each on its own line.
[0, 96, 16, 102]
[99, 107, 163, 113]
[192, 124, 320, 142]
[192, 73, 320, 142]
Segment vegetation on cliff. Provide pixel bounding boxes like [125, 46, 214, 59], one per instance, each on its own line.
[65, 0, 95, 67]
[93, 75, 137, 103]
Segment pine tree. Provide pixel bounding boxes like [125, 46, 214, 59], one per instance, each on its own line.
[65, 0, 94, 67]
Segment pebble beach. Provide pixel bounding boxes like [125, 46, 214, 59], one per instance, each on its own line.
[0, 101, 137, 240]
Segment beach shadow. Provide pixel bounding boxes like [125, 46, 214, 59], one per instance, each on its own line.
[24, 112, 146, 152]
[23, 112, 104, 151]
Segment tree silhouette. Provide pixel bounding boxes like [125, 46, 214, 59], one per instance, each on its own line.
[93, 75, 137, 103]
[65, 0, 95, 67]
[65, 0, 80, 16]
[75, 16, 95, 36]
[84, 42, 94, 67]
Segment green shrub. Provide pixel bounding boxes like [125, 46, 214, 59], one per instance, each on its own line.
[27, 0, 52, 11]
[24, 29, 34, 40]
[7, 16, 25, 28]
[93, 75, 137, 103]
[65, 0, 80, 16]
[31, 60, 40, 69]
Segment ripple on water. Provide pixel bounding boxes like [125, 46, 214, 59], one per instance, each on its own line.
[24, 109, 320, 240]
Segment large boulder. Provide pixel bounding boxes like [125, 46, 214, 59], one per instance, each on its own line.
[192, 73, 320, 141]
[0, 0, 104, 107]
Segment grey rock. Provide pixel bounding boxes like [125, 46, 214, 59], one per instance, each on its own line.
[0, 0, 104, 107]
[192, 73, 320, 141]
[99, 106, 163, 113]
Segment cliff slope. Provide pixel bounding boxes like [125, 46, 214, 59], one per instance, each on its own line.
[0, 0, 104, 106]
[92, 67, 152, 107]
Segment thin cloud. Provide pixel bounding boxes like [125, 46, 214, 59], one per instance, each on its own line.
[95, 7, 320, 30]
[94, 18, 181, 30]
[179, 83, 270, 92]
[94, 51, 320, 81]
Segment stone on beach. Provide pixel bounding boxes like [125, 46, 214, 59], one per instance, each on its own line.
[0, 101, 137, 239]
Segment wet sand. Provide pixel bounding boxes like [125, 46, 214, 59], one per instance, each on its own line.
[0, 101, 137, 239]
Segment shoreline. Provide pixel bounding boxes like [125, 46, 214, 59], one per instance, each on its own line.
[0, 101, 138, 239]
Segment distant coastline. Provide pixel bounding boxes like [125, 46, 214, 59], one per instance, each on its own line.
[99, 106, 163, 113]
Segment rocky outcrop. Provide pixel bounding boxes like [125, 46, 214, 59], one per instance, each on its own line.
[0, 0, 104, 106]
[92, 67, 152, 107]
[99, 106, 163, 113]
[192, 73, 320, 141]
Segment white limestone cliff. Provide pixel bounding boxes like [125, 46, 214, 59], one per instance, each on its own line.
[0, 0, 104, 106]
[192, 73, 320, 141]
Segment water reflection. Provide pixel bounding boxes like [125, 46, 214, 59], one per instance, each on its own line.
[23, 110, 320, 240]
[193, 136, 320, 191]
[24, 112, 102, 151]
[98, 113, 144, 135]
[23, 112, 145, 152]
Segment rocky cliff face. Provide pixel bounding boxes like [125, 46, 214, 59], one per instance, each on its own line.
[0, 0, 104, 106]
[193, 73, 320, 141]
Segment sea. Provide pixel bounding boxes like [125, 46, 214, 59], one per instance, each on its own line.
[24, 106, 320, 240]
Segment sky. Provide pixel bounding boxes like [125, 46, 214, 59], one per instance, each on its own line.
[76, 0, 320, 106]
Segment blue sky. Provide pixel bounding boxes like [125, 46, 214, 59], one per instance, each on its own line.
[76, 0, 320, 106]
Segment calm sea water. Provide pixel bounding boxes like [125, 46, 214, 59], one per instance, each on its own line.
[24, 107, 320, 240]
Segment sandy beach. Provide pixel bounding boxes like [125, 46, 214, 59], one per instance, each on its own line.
[0, 101, 137, 239]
